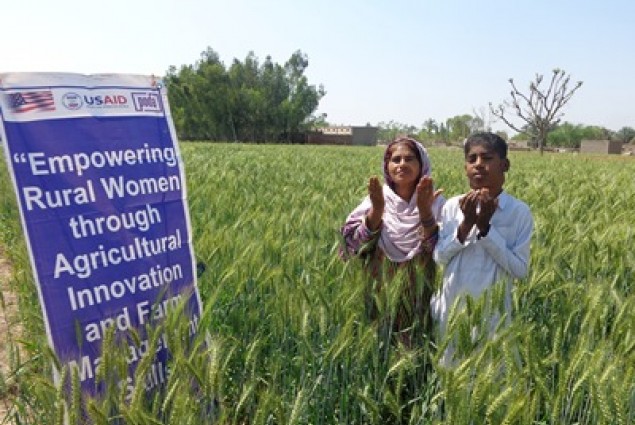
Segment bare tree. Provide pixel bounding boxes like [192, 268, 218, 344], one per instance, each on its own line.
[489, 69, 583, 154]
[471, 106, 496, 132]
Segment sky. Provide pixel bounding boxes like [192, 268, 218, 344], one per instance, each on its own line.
[2, 0, 634, 133]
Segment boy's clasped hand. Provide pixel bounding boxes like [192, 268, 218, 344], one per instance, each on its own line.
[460, 188, 498, 233]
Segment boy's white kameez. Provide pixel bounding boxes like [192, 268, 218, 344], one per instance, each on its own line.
[431, 191, 534, 346]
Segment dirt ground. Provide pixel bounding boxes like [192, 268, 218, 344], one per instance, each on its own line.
[0, 248, 19, 421]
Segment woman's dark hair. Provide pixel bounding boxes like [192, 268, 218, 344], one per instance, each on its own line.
[464, 132, 508, 159]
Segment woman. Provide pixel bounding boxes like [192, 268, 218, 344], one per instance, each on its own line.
[340, 137, 444, 347]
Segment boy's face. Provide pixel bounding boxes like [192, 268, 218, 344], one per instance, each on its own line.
[464, 143, 509, 195]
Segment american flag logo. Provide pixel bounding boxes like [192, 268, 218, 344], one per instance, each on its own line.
[7, 91, 56, 113]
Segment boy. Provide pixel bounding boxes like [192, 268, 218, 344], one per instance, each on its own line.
[431, 132, 533, 364]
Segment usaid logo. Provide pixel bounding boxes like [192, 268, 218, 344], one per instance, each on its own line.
[61, 92, 83, 110]
[84, 94, 128, 107]
[132, 92, 162, 112]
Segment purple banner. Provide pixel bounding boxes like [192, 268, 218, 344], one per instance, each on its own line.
[0, 73, 202, 398]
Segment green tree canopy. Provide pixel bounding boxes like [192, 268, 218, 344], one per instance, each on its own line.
[615, 126, 635, 144]
[547, 122, 612, 148]
[165, 47, 325, 142]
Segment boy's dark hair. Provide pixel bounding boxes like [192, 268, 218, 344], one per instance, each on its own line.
[464, 132, 508, 159]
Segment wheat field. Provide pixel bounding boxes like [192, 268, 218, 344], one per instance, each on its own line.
[0, 143, 633, 424]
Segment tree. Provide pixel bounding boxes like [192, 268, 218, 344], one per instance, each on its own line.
[417, 118, 440, 143]
[166, 47, 234, 141]
[490, 69, 583, 154]
[445, 114, 474, 142]
[546, 122, 611, 148]
[165, 47, 324, 142]
[547, 122, 584, 148]
[275, 50, 325, 142]
[377, 121, 418, 143]
[422, 118, 438, 134]
[615, 126, 635, 144]
[471, 106, 495, 132]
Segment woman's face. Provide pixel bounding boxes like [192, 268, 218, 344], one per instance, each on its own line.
[387, 143, 421, 190]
